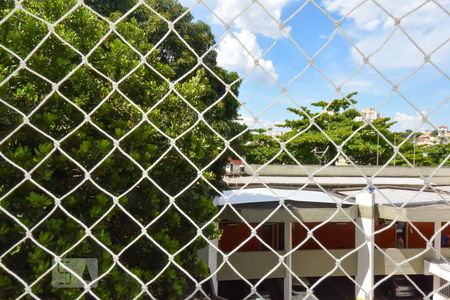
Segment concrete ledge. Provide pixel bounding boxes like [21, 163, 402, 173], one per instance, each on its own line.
[433, 292, 450, 300]
[379, 205, 450, 222]
[219, 205, 358, 223]
[217, 248, 450, 281]
[226, 165, 450, 185]
[424, 259, 450, 282]
[244, 165, 450, 179]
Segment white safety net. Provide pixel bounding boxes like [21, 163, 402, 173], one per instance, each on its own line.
[0, 0, 449, 299]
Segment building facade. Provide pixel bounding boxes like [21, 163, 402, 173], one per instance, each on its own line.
[204, 166, 450, 300]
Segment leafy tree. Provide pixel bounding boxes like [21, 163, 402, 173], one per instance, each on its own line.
[244, 94, 449, 167]
[395, 142, 450, 167]
[390, 133, 431, 166]
[244, 129, 282, 165]
[426, 143, 450, 166]
[0, 0, 242, 298]
[246, 93, 396, 165]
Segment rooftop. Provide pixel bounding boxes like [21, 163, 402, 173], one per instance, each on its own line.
[225, 165, 450, 186]
[218, 165, 450, 223]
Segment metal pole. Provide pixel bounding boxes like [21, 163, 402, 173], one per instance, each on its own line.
[284, 222, 292, 300]
[393, 133, 397, 166]
[376, 133, 379, 166]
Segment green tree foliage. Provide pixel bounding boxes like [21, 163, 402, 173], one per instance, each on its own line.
[243, 129, 282, 164]
[245, 94, 449, 167]
[0, 0, 242, 298]
[246, 93, 396, 165]
[426, 143, 450, 166]
[394, 141, 450, 167]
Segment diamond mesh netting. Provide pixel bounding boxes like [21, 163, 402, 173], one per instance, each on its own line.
[0, 0, 449, 299]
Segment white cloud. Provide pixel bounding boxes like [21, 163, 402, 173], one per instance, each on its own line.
[239, 115, 287, 131]
[208, 0, 294, 84]
[213, 0, 291, 38]
[394, 111, 424, 130]
[341, 78, 381, 94]
[217, 29, 278, 85]
[323, 0, 450, 70]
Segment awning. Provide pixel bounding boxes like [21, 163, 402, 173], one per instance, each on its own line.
[215, 188, 357, 222]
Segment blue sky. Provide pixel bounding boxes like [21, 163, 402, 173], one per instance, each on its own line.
[180, 0, 449, 132]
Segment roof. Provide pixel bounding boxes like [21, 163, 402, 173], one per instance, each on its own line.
[225, 165, 450, 186]
[227, 158, 242, 165]
[224, 176, 427, 187]
[338, 188, 450, 206]
[437, 186, 450, 193]
[215, 188, 357, 223]
[214, 187, 450, 222]
[215, 187, 450, 207]
[214, 188, 347, 206]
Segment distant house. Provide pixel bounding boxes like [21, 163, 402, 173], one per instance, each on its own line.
[416, 130, 437, 146]
[265, 128, 286, 138]
[438, 125, 450, 143]
[438, 125, 448, 135]
[226, 157, 245, 174]
[416, 126, 449, 146]
[354, 107, 381, 123]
